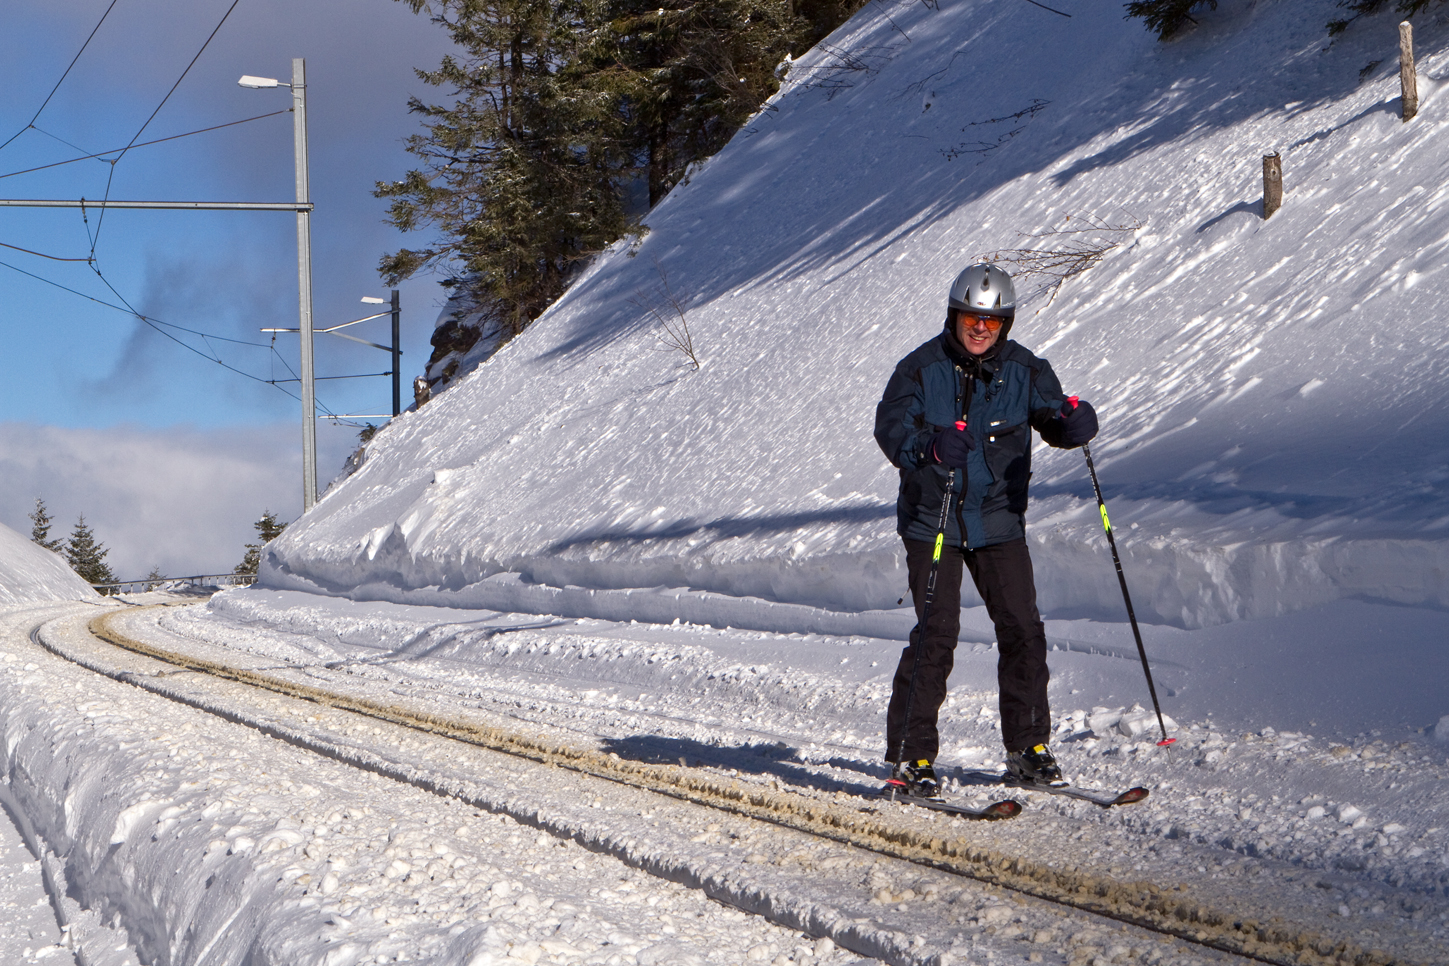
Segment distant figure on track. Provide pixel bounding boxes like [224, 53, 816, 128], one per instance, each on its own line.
[873, 264, 1098, 798]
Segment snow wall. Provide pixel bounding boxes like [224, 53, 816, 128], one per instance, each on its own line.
[266, 0, 1449, 630]
[0, 522, 96, 606]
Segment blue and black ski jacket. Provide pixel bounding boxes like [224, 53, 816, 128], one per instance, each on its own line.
[874, 326, 1077, 550]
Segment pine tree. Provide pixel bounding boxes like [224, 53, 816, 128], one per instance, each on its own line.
[1123, 0, 1217, 39]
[143, 567, 166, 592]
[585, 0, 803, 207]
[65, 516, 117, 588]
[28, 497, 63, 553]
[377, 0, 860, 339]
[1328, 0, 1441, 35]
[235, 510, 287, 577]
[377, 0, 632, 336]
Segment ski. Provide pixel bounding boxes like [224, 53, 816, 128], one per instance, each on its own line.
[1004, 780, 1148, 808]
[878, 784, 1023, 820]
[955, 770, 1148, 809]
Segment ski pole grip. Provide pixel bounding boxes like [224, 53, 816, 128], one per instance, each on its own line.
[955, 420, 967, 431]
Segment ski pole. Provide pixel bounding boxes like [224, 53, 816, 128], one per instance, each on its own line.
[1081, 439, 1175, 747]
[893, 422, 963, 772]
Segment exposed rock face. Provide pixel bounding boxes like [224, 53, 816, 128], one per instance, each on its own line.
[426, 319, 483, 381]
[419, 290, 510, 400]
[328, 287, 507, 492]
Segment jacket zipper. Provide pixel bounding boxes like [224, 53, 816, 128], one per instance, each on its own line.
[956, 368, 973, 548]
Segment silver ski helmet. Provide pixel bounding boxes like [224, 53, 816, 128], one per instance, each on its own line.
[947, 263, 1016, 322]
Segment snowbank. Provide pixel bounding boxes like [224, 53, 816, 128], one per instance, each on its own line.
[0, 522, 96, 606]
[267, 0, 1449, 628]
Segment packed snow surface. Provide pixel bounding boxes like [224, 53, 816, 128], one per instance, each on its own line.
[4, 587, 1448, 965]
[267, 0, 1448, 630]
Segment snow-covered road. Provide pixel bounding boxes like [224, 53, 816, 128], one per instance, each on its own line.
[3, 590, 1445, 966]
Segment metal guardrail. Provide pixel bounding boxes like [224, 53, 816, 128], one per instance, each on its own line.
[91, 573, 258, 595]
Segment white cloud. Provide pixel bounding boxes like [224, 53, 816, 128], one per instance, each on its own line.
[0, 421, 357, 579]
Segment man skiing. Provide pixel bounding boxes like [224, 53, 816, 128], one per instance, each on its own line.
[873, 263, 1098, 799]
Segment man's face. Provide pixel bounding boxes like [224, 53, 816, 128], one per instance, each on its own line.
[954, 309, 1004, 356]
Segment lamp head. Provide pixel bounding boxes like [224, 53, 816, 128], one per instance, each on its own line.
[238, 75, 280, 89]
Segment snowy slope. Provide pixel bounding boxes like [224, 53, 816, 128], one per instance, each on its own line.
[267, 0, 1449, 630]
[0, 522, 96, 606]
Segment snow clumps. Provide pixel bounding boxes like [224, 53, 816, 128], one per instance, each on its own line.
[1086, 704, 1178, 739]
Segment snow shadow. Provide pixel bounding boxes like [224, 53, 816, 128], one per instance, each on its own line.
[532, 1, 1384, 361]
[545, 503, 895, 555]
[598, 735, 883, 798]
[1288, 97, 1405, 150]
[1195, 201, 1262, 234]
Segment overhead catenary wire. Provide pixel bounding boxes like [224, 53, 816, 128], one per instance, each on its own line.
[2, 5, 380, 433]
[0, 255, 344, 417]
[90, 0, 246, 250]
[0, 240, 91, 262]
[1020, 0, 1071, 16]
[0, 0, 123, 153]
[29, 126, 97, 159]
[89, 260, 346, 420]
[0, 111, 291, 182]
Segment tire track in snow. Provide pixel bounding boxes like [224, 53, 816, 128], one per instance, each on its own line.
[38, 603, 1441, 966]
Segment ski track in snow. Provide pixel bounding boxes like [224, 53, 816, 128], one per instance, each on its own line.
[5, 603, 884, 966]
[5, 588, 1446, 965]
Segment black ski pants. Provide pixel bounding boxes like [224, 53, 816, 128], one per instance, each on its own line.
[885, 537, 1051, 763]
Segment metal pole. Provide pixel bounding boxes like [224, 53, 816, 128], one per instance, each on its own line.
[1081, 443, 1174, 747]
[890, 466, 956, 783]
[293, 57, 317, 512]
[391, 289, 401, 417]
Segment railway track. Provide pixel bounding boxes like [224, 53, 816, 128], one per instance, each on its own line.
[23, 601, 1445, 966]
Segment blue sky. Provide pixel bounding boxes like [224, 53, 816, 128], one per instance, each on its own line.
[0, 0, 459, 573]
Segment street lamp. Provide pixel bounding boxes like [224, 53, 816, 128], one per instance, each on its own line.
[240, 59, 317, 512]
[261, 291, 404, 418]
[364, 291, 403, 416]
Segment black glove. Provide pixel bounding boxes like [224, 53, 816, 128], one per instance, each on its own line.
[1059, 396, 1098, 446]
[930, 421, 977, 468]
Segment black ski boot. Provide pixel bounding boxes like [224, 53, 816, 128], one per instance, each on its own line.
[883, 759, 943, 800]
[1005, 744, 1068, 788]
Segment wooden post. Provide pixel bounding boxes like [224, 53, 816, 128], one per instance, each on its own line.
[1263, 152, 1282, 220]
[1401, 21, 1418, 122]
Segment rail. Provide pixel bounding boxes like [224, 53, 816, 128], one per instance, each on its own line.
[56, 604, 1431, 966]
